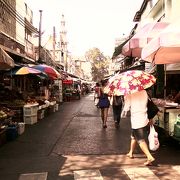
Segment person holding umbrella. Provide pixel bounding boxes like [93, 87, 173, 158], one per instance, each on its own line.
[104, 70, 157, 165]
[122, 90, 155, 166]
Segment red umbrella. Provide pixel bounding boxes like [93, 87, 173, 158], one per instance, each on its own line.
[104, 70, 156, 96]
[33, 64, 61, 79]
[122, 22, 169, 58]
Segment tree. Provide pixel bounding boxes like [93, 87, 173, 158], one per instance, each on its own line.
[85, 47, 110, 82]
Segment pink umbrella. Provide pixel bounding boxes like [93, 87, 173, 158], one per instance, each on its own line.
[104, 70, 156, 96]
[122, 22, 169, 58]
[141, 20, 180, 64]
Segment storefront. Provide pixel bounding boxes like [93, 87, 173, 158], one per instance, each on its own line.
[0, 65, 62, 146]
[150, 63, 180, 141]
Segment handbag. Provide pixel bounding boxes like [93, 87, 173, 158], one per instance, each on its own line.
[147, 97, 159, 119]
[148, 125, 160, 151]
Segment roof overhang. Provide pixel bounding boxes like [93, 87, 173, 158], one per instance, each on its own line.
[0, 47, 15, 70]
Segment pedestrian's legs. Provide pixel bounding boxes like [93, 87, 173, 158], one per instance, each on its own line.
[113, 105, 120, 128]
[112, 105, 118, 122]
[139, 141, 155, 165]
[103, 108, 109, 128]
[127, 136, 136, 158]
[116, 104, 122, 125]
[100, 108, 105, 127]
[133, 127, 155, 165]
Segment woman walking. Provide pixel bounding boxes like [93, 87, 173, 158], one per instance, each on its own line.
[98, 80, 110, 128]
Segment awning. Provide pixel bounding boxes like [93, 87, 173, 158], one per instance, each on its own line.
[112, 38, 131, 59]
[0, 47, 15, 70]
[122, 22, 169, 58]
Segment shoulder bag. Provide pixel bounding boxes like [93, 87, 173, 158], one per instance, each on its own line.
[147, 96, 159, 119]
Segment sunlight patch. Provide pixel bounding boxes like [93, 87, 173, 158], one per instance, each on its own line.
[19, 172, 48, 180]
[124, 167, 158, 179]
[74, 169, 103, 180]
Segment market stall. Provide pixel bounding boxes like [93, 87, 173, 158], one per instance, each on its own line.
[152, 98, 180, 141]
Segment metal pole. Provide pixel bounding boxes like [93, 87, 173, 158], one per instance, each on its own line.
[38, 10, 42, 62]
[164, 64, 166, 98]
[53, 26, 56, 61]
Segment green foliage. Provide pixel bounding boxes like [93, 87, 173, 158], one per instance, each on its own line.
[85, 47, 110, 82]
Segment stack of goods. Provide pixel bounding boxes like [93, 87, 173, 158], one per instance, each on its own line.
[7, 100, 25, 122]
[23, 98, 39, 125]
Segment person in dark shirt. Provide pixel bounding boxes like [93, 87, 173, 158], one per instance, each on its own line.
[112, 95, 123, 128]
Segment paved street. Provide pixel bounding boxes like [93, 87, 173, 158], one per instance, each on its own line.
[0, 93, 180, 180]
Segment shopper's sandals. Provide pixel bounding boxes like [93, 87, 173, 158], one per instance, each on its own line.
[144, 158, 156, 166]
[126, 153, 134, 159]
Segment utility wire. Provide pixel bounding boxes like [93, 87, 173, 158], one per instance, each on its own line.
[1, 0, 38, 33]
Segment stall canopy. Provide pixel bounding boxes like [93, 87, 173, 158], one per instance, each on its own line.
[112, 38, 131, 59]
[141, 19, 180, 64]
[122, 22, 169, 58]
[0, 47, 15, 70]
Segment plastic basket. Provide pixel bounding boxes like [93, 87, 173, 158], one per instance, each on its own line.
[24, 115, 37, 124]
[23, 105, 38, 116]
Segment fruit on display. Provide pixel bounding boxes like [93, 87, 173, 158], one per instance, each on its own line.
[0, 110, 7, 120]
[26, 97, 38, 104]
[0, 107, 15, 119]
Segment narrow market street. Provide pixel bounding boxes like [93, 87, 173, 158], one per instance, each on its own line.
[0, 93, 180, 180]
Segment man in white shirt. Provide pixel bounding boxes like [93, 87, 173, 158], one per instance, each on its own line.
[122, 90, 155, 166]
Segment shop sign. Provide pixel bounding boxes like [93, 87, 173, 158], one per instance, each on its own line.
[63, 80, 73, 84]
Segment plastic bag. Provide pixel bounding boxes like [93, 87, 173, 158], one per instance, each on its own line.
[94, 98, 99, 106]
[148, 125, 160, 151]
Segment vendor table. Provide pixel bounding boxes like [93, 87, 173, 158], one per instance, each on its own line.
[154, 105, 180, 136]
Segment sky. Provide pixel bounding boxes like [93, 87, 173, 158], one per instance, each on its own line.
[25, 0, 143, 57]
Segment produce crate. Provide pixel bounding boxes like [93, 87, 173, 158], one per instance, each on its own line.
[24, 115, 37, 125]
[23, 105, 38, 116]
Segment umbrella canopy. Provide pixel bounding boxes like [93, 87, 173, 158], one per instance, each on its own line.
[122, 22, 169, 58]
[14, 66, 42, 75]
[33, 64, 61, 79]
[141, 20, 180, 64]
[104, 70, 156, 96]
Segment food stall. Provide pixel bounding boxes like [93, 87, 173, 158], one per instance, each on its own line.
[152, 99, 180, 141]
[148, 63, 180, 142]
